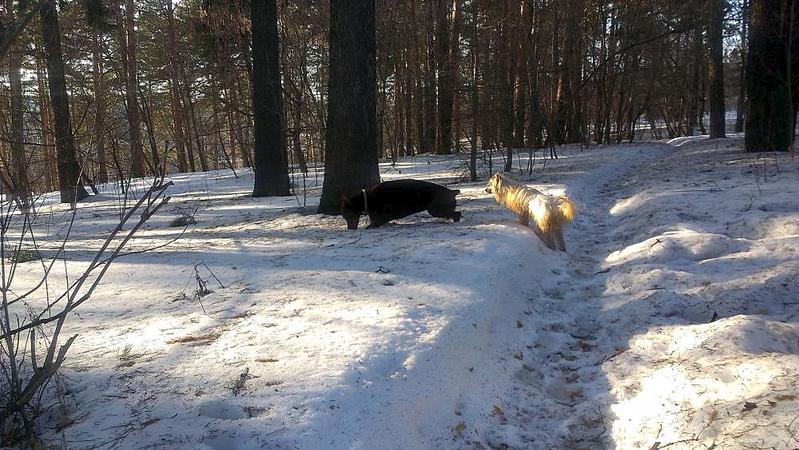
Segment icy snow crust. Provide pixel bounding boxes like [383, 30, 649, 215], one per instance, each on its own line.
[13, 137, 797, 449]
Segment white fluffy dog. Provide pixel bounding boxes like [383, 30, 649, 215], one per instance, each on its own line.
[486, 172, 576, 251]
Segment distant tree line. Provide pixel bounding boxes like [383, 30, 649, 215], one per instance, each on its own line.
[0, 0, 795, 206]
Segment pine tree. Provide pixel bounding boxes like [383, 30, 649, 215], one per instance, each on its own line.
[744, 0, 793, 152]
[251, 0, 290, 197]
[318, 0, 379, 214]
[39, 0, 89, 204]
[708, 0, 727, 139]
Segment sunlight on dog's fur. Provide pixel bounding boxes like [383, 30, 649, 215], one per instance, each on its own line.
[486, 172, 576, 251]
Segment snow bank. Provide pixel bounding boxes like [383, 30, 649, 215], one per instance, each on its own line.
[587, 138, 799, 449]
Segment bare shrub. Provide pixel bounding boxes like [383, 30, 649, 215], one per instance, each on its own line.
[0, 178, 172, 445]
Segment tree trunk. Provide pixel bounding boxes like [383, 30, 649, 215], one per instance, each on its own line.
[687, 29, 703, 135]
[165, 0, 189, 173]
[698, 75, 708, 135]
[526, 0, 543, 148]
[512, 0, 529, 150]
[435, 0, 461, 155]
[318, 0, 379, 214]
[251, 0, 290, 196]
[394, 50, 405, 161]
[709, 0, 727, 139]
[553, 0, 584, 145]
[233, 77, 253, 167]
[91, 31, 109, 183]
[469, 0, 479, 182]
[167, 77, 189, 173]
[140, 89, 161, 174]
[182, 81, 198, 171]
[422, 0, 436, 153]
[501, 0, 516, 172]
[118, 0, 146, 177]
[209, 82, 222, 171]
[220, 72, 239, 168]
[735, 0, 748, 133]
[186, 84, 208, 172]
[402, 37, 415, 156]
[790, 0, 798, 145]
[8, 10, 29, 205]
[744, 0, 792, 152]
[292, 99, 309, 173]
[39, 0, 88, 204]
[35, 51, 57, 191]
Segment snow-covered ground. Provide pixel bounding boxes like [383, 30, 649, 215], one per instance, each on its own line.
[8, 137, 797, 449]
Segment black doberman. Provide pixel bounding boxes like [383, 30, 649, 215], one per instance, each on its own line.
[340, 179, 462, 230]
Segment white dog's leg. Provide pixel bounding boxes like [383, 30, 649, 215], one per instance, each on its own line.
[554, 229, 566, 252]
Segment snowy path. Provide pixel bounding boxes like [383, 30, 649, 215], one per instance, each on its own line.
[295, 144, 681, 449]
[481, 143, 676, 449]
[271, 144, 680, 450]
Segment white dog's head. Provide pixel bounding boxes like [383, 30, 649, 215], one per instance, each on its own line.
[485, 173, 503, 194]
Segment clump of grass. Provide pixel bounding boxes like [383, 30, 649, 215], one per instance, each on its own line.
[117, 344, 144, 367]
[227, 367, 251, 396]
[10, 248, 41, 263]
[170, 214, 196, 227]
[166, 331, 221, 346]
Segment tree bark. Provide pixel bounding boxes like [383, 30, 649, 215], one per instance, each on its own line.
[513, 0, 529, 150]
[526, 0, 543, 148]
[790, 0, 798, 145]
[709, 0, 727, 139]
[8, 5, 29, 205]
[35, 50, 57, 191]
[186, 81, 208, 172]
[140, 88, 161, 174]
[318, 0, 379, 214]
[687, 29, 703, 135]
[553, 0, 584, 145]
[735, 0, 748, 133]
[165, 0, 189, 173]
[251, 0, 290, 196]
[435, 0, 461, 155]
[744, 0, 793, 152]
[91, 31, 108, 183]
[39, 0, 89, 203]
[120, 0, 146, 177]
[421, 0, 436, 154]
[501, 0, 516, 171]
[469, 0, 480, 182]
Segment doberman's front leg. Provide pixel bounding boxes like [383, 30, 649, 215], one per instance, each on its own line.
[365, 214, 387, 229]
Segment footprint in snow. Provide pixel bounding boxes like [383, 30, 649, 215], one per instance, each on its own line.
[197, 399, 248, 420]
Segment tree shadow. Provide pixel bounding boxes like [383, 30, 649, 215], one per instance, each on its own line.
[49, 217, 555, 449]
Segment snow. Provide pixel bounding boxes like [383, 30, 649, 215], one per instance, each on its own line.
[7, 136, 797, 449]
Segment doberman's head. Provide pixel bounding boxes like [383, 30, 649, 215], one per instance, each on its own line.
[339, 193, 361, 230]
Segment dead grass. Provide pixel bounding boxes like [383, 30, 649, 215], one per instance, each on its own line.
[166, 331, 222, 346]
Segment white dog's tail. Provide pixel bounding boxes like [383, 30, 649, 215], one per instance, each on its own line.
[554, 196, 576, 225]
[541, 196, 576, 252]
